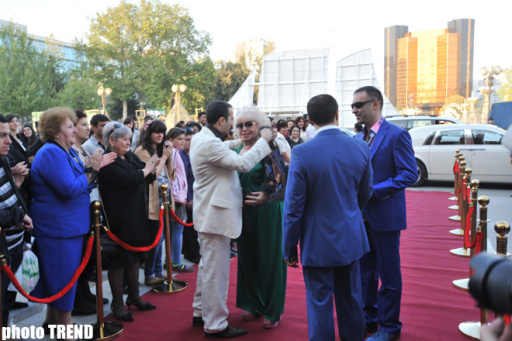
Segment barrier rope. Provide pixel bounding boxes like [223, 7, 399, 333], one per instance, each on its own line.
[453, 160, 459, 175]
[104, 218, 164, 252]
[1, 236, 94, 303]
[169, 207, 193, 227]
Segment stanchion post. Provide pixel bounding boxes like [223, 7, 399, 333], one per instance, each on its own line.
[449, 150, 461, 203]
[450, 169, 472, 256]
[495, 221, 510, 257]
[458, 196, 490, 339]
[453, 180, 480, 291]
[91, 201, 123, 341]
[152, 184, 187, 294]
[450, 159, 465, 223]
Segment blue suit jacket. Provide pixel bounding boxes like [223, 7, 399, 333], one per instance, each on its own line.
[30, 142, 93, 238]
[282, 128, 373, 267]
[356, 119, 417, 232]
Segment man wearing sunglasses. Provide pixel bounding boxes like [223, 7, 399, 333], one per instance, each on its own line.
[190, 100, 273, 339]
[353, 86, 417, 341]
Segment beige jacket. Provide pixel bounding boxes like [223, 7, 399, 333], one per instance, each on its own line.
[134, 146, 176, 220]
[190, 127, 271, 239]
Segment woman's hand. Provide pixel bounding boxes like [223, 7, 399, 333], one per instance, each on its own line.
[143, 155, 158, 177]
[244, 191, 269, 206]
[86, 150, 103, 171]
[162, 143, 173, 161]
[100, 152, 117, 169]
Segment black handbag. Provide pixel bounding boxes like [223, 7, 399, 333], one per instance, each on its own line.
[98, 190, 119, 257]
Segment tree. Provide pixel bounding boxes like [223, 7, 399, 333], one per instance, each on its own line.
[497, 67, 512, 102]
[209, 60, 250, 103]
[0, 23, 64, 118]
[84, 0, 213, 119]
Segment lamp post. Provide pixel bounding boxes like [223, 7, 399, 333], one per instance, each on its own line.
[172, 84, 187, 125]
[97, 86, 112, 116]
[479, 66, 501, 123]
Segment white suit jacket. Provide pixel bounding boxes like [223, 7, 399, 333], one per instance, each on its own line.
[190, 127, 271, 239]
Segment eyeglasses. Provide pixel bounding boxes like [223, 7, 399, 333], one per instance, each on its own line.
[108, 123, 122, 138]
[351, 99, 376, 110]
[235, 121, 258, 130]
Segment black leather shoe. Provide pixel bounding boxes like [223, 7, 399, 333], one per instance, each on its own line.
[205, 325, 248, 339]
[366, 322, 378, 333]
[193, 316, 204, 327]
[72, 301, 97, 316]
[11, 301, 29, 310]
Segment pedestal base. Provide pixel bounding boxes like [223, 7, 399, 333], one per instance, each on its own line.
[459, 321, 484, 340]
[152, 279, 188, 294]
[449, 196, 457, 201]
[450, 247, 470, 257]
[453, 278, 469, 291]
[92, 321, 124, 341]
[449, 205, 459, 210]
[449, 228, 463, 236]
[449, 215, 461, 222]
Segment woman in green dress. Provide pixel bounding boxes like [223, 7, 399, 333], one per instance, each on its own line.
[234, 107, 287, 329]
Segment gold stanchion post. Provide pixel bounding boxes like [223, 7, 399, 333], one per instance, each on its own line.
[451, 168, 472, 254]
[453, 180, 480, 291]
[459, 196, 490, 339]
[450, 159, 465, 223]
[152, 184, 188, 294]
[91, 201, 123, 341]
[449, 150, 461, 203]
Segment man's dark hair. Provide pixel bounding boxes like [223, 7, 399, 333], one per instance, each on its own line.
[276, 119, 288, 131]
[307, 94, 338, 126]
[186, 121, 202, 132]
[206, 101, 232, 125]
[354, 123, 363, 133]
[198, 111, 206, 119]
[354, 86, 384, 111]
[90, 114, 110, 127]
[0, 115, 7, 123]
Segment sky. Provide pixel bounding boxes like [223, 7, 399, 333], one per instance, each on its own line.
[2, 0, 511, 84]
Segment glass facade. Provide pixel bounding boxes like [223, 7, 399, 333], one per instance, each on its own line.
[384, 19, 474, 114]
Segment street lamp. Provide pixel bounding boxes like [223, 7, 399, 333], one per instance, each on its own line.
[97, 86, 112, 116]
[479, 66, 502, 123]
[172, 84, 187, 125]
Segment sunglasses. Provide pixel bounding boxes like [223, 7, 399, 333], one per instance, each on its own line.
[351, 99, 376, 110]
[235, 121, 258, 130]
[108, 123, 122, 138]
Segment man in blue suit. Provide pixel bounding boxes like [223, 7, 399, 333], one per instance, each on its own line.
[353, 86, 417, 341]
[283, 94, 373, 341]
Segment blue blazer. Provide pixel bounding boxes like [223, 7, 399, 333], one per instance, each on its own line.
[282, 128, 373, 267]
[30, 142, 93, 238]
[356, 119, 417, 232]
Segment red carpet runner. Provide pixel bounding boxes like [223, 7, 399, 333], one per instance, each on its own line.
[107, 191, 480, 340]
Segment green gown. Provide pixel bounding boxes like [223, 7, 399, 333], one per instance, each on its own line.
[235, 147, 287, 323]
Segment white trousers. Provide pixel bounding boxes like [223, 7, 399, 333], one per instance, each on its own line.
[192, 232, 231, 333]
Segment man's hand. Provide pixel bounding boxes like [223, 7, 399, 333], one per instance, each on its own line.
[186, 200, 193, 209]
[285, 256, 299, 268]
[260, 127, 273, 142]
[21, 214, 33, 230]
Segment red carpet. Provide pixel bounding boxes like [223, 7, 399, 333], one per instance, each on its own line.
[107, 191, 480, 340]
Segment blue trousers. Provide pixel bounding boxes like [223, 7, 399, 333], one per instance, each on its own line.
[303, 261, 365, 341]
[360, 222, 402, 334]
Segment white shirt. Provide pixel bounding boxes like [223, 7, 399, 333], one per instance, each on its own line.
[305, 125, 317, 141]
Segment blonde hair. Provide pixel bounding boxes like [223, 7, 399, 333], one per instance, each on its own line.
[38, 107, 77, 143]
[235, 107, 270, 135]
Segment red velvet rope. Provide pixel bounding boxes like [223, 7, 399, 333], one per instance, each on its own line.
[169, 207, 193, 227]
[1, 236, 94, 303]
[453, 161, 459, 175]
[464, 207, 475, 248]
[474, 232, 483, 254]
[104, 218, 164, 252]
[505, 315, 511, 325]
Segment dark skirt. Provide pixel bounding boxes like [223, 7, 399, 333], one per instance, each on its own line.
[31, 235, 84, 311]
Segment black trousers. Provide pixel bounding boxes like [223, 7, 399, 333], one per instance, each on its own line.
[181, 208, 200, 261]
[2, 242, 23, 327]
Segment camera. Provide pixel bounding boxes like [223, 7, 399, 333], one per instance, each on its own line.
[468, 253, 512, 314]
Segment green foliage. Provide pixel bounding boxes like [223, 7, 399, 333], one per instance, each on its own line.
[0, 23, 64, 118]
[209, 60, 251, 103]
[497, 68, 512, 102]
[84, 0, 213, 118]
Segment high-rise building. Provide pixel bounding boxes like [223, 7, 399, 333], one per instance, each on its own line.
[384, 19, 474, 114]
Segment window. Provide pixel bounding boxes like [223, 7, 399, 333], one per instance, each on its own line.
[433, 130, 465, 145]
[471, 130, 502, 145]
[390, 119, 407, 129]
[410, 119, 433, 129]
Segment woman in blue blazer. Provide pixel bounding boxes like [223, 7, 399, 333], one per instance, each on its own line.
[30, 107, 105, 332]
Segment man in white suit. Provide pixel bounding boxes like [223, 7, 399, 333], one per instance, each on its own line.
[190, 100, 273, 338]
